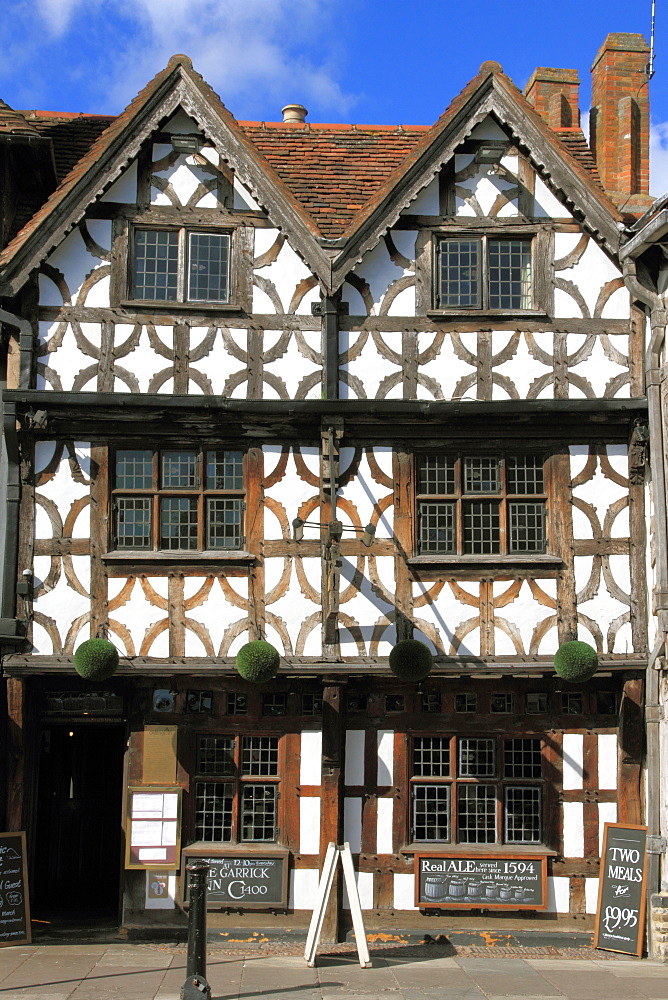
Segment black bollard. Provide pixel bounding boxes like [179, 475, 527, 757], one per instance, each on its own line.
[181, 859, 211, 1000]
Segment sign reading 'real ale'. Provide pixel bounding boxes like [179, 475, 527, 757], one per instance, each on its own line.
[0, 832, 31, 946]
[594, 823, 648, 957]
[181, 849, 288, 909]
[415, 854, 548, 910]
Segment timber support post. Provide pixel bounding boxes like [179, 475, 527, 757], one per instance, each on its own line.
[181, 859, 211, 1000]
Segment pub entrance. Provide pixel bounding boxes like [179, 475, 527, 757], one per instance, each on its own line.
[33, 724, 125, 920]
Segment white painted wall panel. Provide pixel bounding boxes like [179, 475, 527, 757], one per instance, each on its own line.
[393, 873, 418, 910]
[345, 731, 365, 785]
[299, 797, 320, 855]
[290, 869, 319, 909]
[585, 877, 600, 914]
[547, 876, 570, 913]
[343, 871, 374, 910]
[344, 798, 362, 853]
[598, 733, 617, 788]
[562, 734, 584, 790]
[377, 731, 394, 785]
[376, 797, 393, 854]
[300, 731, 322, 786]
[598, 802, 618, 853]
[562, 802, 584, 857]
[100, 161, 137, 202]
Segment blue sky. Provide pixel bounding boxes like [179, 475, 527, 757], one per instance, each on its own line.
[4, 0, 668, 191]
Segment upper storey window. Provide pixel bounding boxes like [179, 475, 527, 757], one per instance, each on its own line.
[112, 448, 244, 551]
[436, 236, 532, 310]
[417, 454, 547, 557]
[132, 228, 231, 303]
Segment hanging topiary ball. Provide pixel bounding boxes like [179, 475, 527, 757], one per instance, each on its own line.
[236, 640, 280, 683]
[554, 640, 598, 683]
[389, 639, 433, 682]
[74, 637, 120, 681]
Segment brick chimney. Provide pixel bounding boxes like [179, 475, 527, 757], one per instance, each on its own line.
[524, 68, 580, 128]
[590, 32, 651, 209]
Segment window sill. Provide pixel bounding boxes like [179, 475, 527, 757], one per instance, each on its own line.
[102, 550, 254, 563]
[183, 842, 288, 855]
[408, 554, 563, 568]
[426, 309, 548, 320]
[401, 844, 557, 856]
[120, 300, 244, 314]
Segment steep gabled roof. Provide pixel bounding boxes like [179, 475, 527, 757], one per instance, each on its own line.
[0, 99, 41, 136]
[0, 56, 332, 296]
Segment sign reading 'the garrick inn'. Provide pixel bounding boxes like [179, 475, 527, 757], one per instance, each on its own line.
[415, 854, 548, 910]
[181, 848, 289, 909]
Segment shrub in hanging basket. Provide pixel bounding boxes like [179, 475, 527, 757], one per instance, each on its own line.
[236, 640, 280, 683]
[554, 640, 598, 683]
[74, 637, 119, 681]
[389, 639, 433, 682]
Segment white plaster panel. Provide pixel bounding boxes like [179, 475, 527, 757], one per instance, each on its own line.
[386, 285, 416, 317]
[34, 441, 58, 476]
[152, 157, 209, 207]
[598, 734, 618, 789]
[554, 287, 584, 318]
[299, 729, 322, 785]
[353, 240, 400, 313]
[183, 627, 209, 657]
[413, 579, 480, 655]
[290, 868, 319, 909]
[419, 331, 476, 400]
[163, 110, 202, 134]
[343, 871, 374, 910]
[119, 325, 169, 394]
[376, 797, 393, 853]
[197, 327, 248, 397]
[69, 555, 90, 595]
[343, 798, 362, 853]
[263, 333, 319, 399]
[598, 802, 618, 853]
[463, 167, 518, 217]
[84, 273, 110, 308]
[563, 801, 584, 857]
[534, 176, 569, 218]
[470, 118, 508, 141]
[377, 731, 394, 785]
[255, 239, 313, 313]
[254, 229, 280, 257]
[35, 445, 90, 515]
[32, 557, 51, 592]
[393, 873, 418, 910]
[299, 797, 320, 855]
[491, 579, 558, 656]
[38, 322, 92, 390]
[108, 578, 169, 656]
[572, 464, 628, 511]
[33, 573, 90, 651]
[563, 240, 626, 319]
[569, 336, 626, 398]
[265, 564, 321, 651]
[372, 446, 393, 480]
[402, 177, 439, 215]
[338, 451, 394, 537]
[562, 734, 584, 790]
[45, 228, 104, 306]
[339, 568, 395, 659]
[185, 578, 250, 658]
[606, 444, 629, 476]
[252, 283, 277, 314]
[340, 282, 368, 316]
[547, 876, 571, 913]
[585, 877, 600, 914]
[345, 730, 365, 785]
[576, 579, 629, 648]
[233, 175, 262, 212]
[100, 161, 137, 203]
[342, 333, 399, 400]
[494, 332, 550, 399]
[144, 872, 176, 909]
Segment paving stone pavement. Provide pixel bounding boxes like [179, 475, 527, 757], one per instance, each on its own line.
[0, 945, 666, 1000]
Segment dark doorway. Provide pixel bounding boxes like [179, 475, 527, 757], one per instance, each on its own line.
[33, 725, 125, 919]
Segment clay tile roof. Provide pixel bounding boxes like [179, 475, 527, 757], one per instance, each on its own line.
[18, 112, 115, 180]
[552, 127, 603, 187]
[0, 98, 41, 136]
[240, 123, 428, 239]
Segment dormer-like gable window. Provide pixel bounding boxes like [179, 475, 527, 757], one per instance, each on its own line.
[437, 236, 532, 310]
[132, 228, 231, 303]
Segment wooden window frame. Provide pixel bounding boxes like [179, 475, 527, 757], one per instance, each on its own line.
[408, 734, 546, 849]
[110, 446, 246, 554]
[190, 732, 284, 846]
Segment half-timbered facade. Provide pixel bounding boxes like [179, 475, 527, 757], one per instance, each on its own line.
[0, 32, 660, 947]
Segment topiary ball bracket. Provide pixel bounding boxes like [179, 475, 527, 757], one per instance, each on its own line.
[235, 640, 280, 684]
[74, 637, 120, 682]
[389, 639, 434, 682]
[554, 640, 598, 684]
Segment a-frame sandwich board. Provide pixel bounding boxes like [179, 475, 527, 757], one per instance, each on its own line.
[304, 842, 372, 968]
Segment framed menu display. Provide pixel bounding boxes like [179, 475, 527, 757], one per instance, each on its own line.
[415, 853, 548, 909]
[125, 787, 182, 870]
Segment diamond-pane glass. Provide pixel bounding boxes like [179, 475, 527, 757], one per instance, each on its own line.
[134, 229, 178, 301]
[439, 239, 481, 307]
[160, 497, 198, 549]
[116, 450, 153, 489]
[206, 451, 243, 490]
[488, 239, 532, 309]
[116, 498, 151, 548]
[188, 232, 230, 302]
[207, 498, 243, 549]
[413, 784, 450, 842]
[505, 786, 542, 843]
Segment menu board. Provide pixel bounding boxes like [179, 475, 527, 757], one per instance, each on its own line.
[125, 787, 181, 869]
[415, 853, 547, 909]
[0, 832, 30, 946]
[594, 823, 648, 956]
[181, 849, 289, 909]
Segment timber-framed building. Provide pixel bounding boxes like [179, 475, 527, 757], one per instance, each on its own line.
[1, 32, 665, 951]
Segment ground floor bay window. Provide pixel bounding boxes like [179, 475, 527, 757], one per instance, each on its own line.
[411, 736, 544, 845]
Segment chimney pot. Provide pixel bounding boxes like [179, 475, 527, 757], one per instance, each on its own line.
[282, 103, 308, 124]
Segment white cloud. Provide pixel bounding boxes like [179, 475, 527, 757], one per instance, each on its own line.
[650, 121, 668, 198]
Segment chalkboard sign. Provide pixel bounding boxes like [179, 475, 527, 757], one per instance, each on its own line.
[181, 849, 289, 909]
[0, 832, 31, 946]
[594, 823, 648, 956]
[415, 853, 548, 910]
